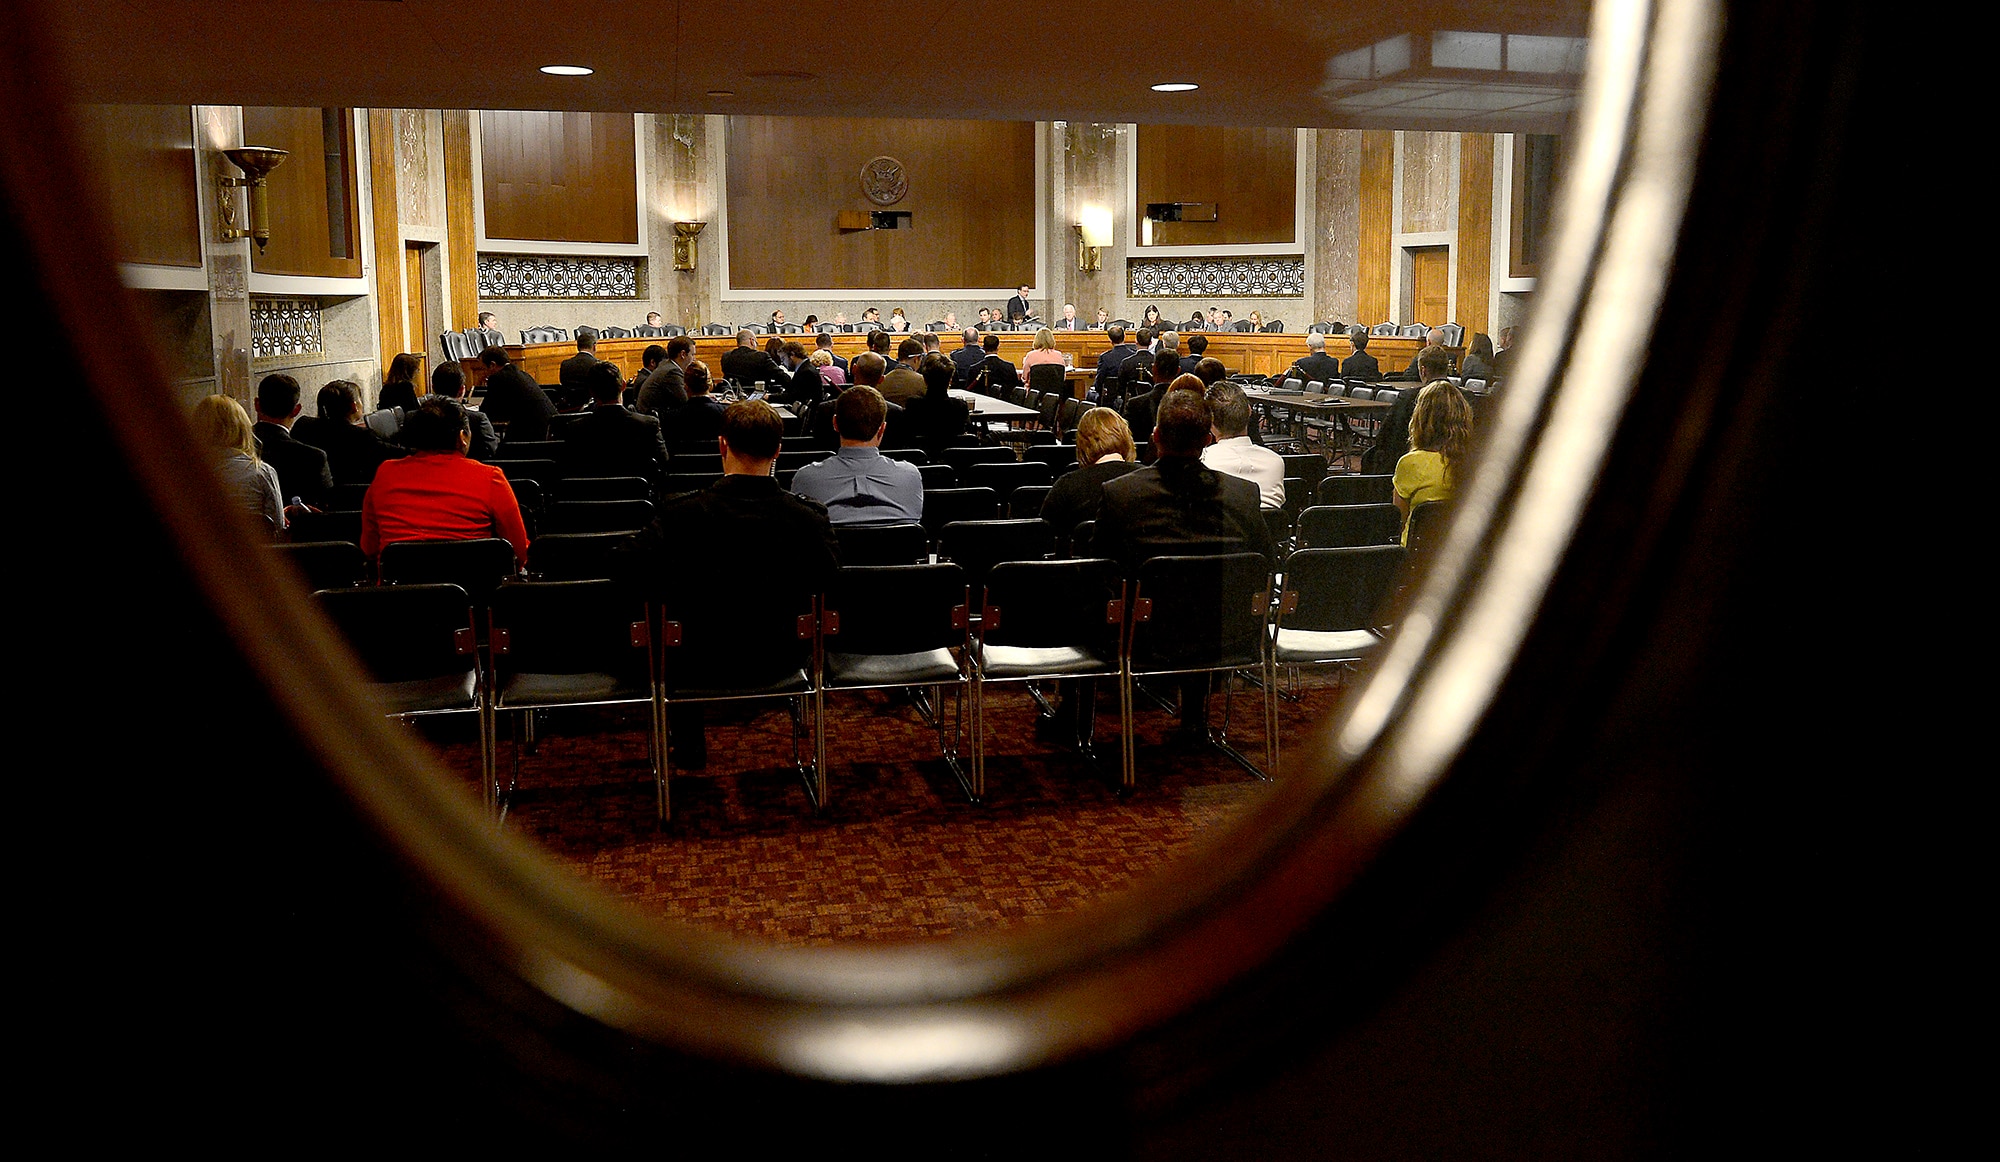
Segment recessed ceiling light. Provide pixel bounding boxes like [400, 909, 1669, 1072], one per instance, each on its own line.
[1151, 82, 1199, 92]
[540, 64, 593, 77]
[706, 89, 735, 98]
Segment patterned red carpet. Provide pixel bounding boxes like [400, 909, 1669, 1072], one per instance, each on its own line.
[422, 673, 1355, 945]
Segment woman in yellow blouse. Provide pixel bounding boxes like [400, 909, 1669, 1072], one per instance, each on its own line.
[1392, 380, 1472, 544]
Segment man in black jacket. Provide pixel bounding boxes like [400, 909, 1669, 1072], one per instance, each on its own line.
[562, 361, 668, 481]
[558, 327, 604, 403]
[1282, 330, 1346, 386]
[636, 335, 692, 418]
[475, 348, 556, 443]
[719, 329, 781, 388]
[1339, 327, 1381, 380]
[1092, 324, 1137, 402]
[251, 373, 333, 508]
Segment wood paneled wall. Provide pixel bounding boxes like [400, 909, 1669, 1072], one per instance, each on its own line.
[368, 109, 404, 379]
[725, 117, 1036, 291]
[1356, 131, 1395, 326]
[442, 111, 479, 329]
[1456, 133, 1494, 338]
[242, 106, 362, 279]
[1134, 126, 1297, 246]
[75, 104, 202, 269]
[479, 111, 637, 244]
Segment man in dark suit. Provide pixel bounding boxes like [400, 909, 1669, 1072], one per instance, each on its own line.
[251, 373, 332, 508]
[949, 328, 986, 386]
[1092, 324, 1137, 402]
[968, 332, 1020, 397]
[562, 361, 669, 481]
[475, 347, 556, 443]
[1122, 349, 1182, 443]
[719, 329, 781, 388]
[627, 343, 668, 407]
[1119, 329, 1171, 404]
[1280, 330, 1347, 386]
[1339, 327, 1381, 380]
[637, 335, 692, 418]
[433, 362, 498, 460]
[1005, 285, 1033, 326]
[621, 399, 839, 769]
[558, 328, 603, 403]
[813, 332, 848, 376]
[1056, 303, 1081, 330]
[1180, 333, 1209, 376]
[773, 341, 825, 411]
[662, 361, 727, 447]
[1093, 387, 1276, 735]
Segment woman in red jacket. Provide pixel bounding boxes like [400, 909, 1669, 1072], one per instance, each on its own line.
[360, 397, 529, 568]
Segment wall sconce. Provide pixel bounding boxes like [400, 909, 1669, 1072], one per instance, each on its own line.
[1076, 205, 1112, 272]
[673, 221, 706, 271]
[218, 146, 289, 253]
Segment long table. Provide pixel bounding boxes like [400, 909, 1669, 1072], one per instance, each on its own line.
[495, 330, 1450, 386]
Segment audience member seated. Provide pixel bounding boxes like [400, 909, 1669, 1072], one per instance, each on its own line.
[1459, 332, 1496, 382]
[970, 332, 1020, 396]
[1122, 354, 1185, 443]
[1393, 381, 1472, 544]
[790, 385, 924, 526]
[638, 335, 694, 418]
[431, 363, 498, 460]
[562, 361, 669, 481]
[1340, 326, 1380, 379]
[1194, 357, 1229, 387]
[1199, 381, 1286, 509]
[1490, 326, 1517, 380]
[196, 393, 285, 539]
[810, 348, 847, 388]
[813, 332, 848, 375]
[559, 328, 604, 400]
[251, 372, 332, 509]
[1040, 406, 1139, 542]
[663, 362, 726, 446]
[1092, 324, 1136, 402]
[1023, 327, 1068, 373]
[863, 328, 899, 372]
[878, 340, 926, 406]
[378, 351, 423, 413]
[360, 397, 530, 569]
[296, 379, 404, 486]
[1180, 334, 1209, 376]
[1366, 345, 1453, 473]
[1115, 328, 1159, 403]
[622, 400, 839, 768]
[1387, 328, 1451, 380]
[950, 328, 986, 385]
[628, 343, 668, 408]
[1283, 330, 1347, 385]
[774, 341, 825, 410]
[892, 353, 971, 455]
[720, 329, 781, 387]
[476, 347, 556, 442]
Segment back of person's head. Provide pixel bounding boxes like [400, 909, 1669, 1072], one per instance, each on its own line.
[815, 331, 836, 349]
[1152, 349, 1180, 383]
[1153, 389, 1212, 455]
[962, 328, 979, 346]
[897, 337, 924, 362]
[477, 311, 496, 329]
[918, 352, 954, 395]
[1204, 381, 1253, 438]
[781, 341, 808, 362]
[1074, 406, 1136, 465]
[386, 351, 421, 384]
[1307, 331, 1327, 353]
[764, 336, 784, 358]
[1108, 324, 1127, 344]
[687, 361, 712, 396]
[1158, 330, 1179, 354]
[851, 351, 887, 385]
[478, 346, 510, 368]
[1195, 357, 1227, 385]
[431, 362, 466, 400]
[1187, 334, 1208, 355]
[1416, 345, 1451, 381]
[194, 394, 257, 459]
[809, 348, 833, 368]
[1470, 332, 1494, 360]
[255, 373, 301, 419]
[1135, 327, 1155, 349]
[586, 359, 625, 403]
[735, 329, 755, 346]
[1499, 326, 1516, 348]
[834, 385, 889, 442]
[1033, 327, 1055, 350]
[922, 333, 941, 351]
[1410, 381, 1473, 468]
[720, 399, 783, 461]
[868, 330, 891, 355]
[575, 327, 598, 351]
[1347, 326, 1369, 350]
[666, 335, 693, 361]
[642, 343, 668, 368]
[404, 397, 468, 452]
[318, 379, 362, 421]
[983, 333, 1001, 353]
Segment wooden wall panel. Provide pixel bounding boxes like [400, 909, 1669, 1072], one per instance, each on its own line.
[368, 109, 404, 380]
[442, 110, 479, 329]
[1456, 132, 1494, 338]
[1357, 130, 1395, 326]
[725, 117, 1035, 291]
[75, 104, 201, 268]
[242, 106, 362, 278]
[480, 111, 637, 244]
[1135, 125, 1296, 246]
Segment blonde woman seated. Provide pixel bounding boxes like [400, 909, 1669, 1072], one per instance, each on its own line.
[810, 347, 847, 387]
[195, 394, 286, 539]
[1392, 380, 1473, 544]
[1022, 327, 1069, 373]
[1039, 406, 1140, 547]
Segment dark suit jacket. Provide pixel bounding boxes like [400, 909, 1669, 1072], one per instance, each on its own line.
[378, 381, 419, 413]
[559, 352, 602, 395]
[663, 396, 727, 447]
[464, 407, 500, 461]
[1179, 354, 1203, 377]
[1340, 351, 1381, 380]
[1286, 352, 1345, 384]
[720, 345, 781, 388]
[1039, 458, 1139, 545]
[295, 418, 404, 487]
[561, 404, 669, 480]
[891, 392, 971, 456]
[1006, 295, 1032, 324]
[1123, 384, 1171, 445]
[478, 365, 556, 442]
[636, 361, 687, 417]
[1055, 316, 1081, 330]
[950, 346, 986, 386]
[1093, 342, 1137, 399]
[776, 359, 825, 409]
[1091, 455, 1276, 573]
[252, 421, 333, 507]
[1363, 384, 1424, 473]
[970, 355, 1018, 396]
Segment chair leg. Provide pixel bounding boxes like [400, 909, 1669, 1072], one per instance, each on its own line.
[479, 699, 496, 818]
[809, 689, 828, 810]
[655, 693, 671, 824]
[970, 668, 986, 802]
[1119, 667, 1136, 790]
[1264, 655, 1279, 777]
[1209, 668, 1274, 782]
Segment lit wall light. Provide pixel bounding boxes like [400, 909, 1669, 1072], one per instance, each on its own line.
[218, 146, 289, 252]
[673, 221, 706, 271]
[1150, 82, 1199, 92]
[540, 64, 593, 76]
[1076, 205, 1113, 271]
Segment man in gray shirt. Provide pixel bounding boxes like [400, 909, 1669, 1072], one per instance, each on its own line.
[789, 385, 924, 526]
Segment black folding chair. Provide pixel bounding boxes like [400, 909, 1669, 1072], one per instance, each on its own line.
[920, 488, 1001, 539]
[1315, 474, 1396, 506]
[528, 531, 634, 580]
[492, 458, 563, 488]
[818, 564, 973, 801]
[940, 446, 1015, 473]
[1024, 445, 1077, 472]
[937, 518, 1055, 595]
[962, 460, 1054, 503]
[1271, 546, 1404, 723]
[1010, 484, 1053, 519]
[916, 463, 958, 489]
[378, 537, 517, 608]
[545, 498, 655, 534]
[1121, 553, 1276, 786]
[557, 476, 651, 503]
[1297, 504, 1403, 548]
[833, 522, 929, 566]
[1282, 476, 1311, 517]
[272, 540, 366, 591]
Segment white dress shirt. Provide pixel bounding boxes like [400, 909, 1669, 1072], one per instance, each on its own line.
[1201, 436, 1287, 510]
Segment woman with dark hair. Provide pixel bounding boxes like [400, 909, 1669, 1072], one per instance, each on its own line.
[1392, 381, 1472, 545]
[194, 394, 285, 538]
[1141, 304, 1164, 328]
[294, 378, 403, 485]
[378, 352, 423, 412]
[1458, 332, 1496, 381]
[360, 397, 530, 568]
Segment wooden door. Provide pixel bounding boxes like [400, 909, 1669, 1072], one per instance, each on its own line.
[403, 243, 429, 390]
[1410, 245, 1450, 329]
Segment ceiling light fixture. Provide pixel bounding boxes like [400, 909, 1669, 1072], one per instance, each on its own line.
[539, 65, 593, 77]
[1151, 82, 1198, 92]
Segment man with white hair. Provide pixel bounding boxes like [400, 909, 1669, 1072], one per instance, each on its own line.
[1057, 303, 1080, 330]
[1281, 330, 1346, 385]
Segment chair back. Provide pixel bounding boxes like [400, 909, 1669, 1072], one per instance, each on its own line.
[1128, 553, 1271, 672]
[490, 579, 650, 681]
[962, 460, 1053, 501]
[557, 476, 651, 503]
[937, 518, 1055, 590]
[822, 563, 970, 657]
[1024, 445, 1077, 472]
[378, 537, 516, 605]
[287, 509, 363, 546]
[1278, 546, 1405, 632]
[916, 463, 958, 489]
[1027, 362, 1067, 399]
[1262, 506, 1296, 550]
[920, 487, 1001, 533]
[1009, 484, 1053, 519]
[1057, 397, 1087, 436]
[528, 531, 632, 581]
[669, 452, 724, 476]
[1316, 474, 1395, 507]
[1399, 322, 1429, 338]
[315, 582, 477, 685]
[832, 522, 928, 566]
[940, 445, 1016, 472]
[1405, 499, 1455, 555]
[1298, 503, 1404, 548]
[1260, 320, 1284, 332]
[545, 498, 655, 534]
[600, 326, 633, 339]
[272, 540, 367, 591]
[1281, 476, 1311, 516]
[1371, 321, 1398, 336]
[1434, 322, 1464, 347]
[492, 458, 562, 488]
[978, 558, 1122, 651]
[1281, 453, 1328, 491]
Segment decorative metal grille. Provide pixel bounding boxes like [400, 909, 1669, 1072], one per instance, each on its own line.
[249, 297, 322, 359]
[478, 254, 642, 299]
[1128, 256, 1306, 298]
